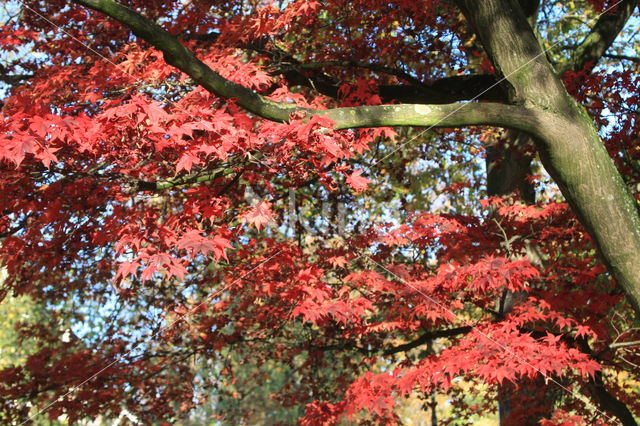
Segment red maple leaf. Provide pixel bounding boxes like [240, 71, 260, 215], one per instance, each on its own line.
[2, 135, 37, 166]
[177, 230, 231, 260]
[211, 235, 232, 260]
[241, 200, 275, 230]
[176, 151, 202, 173]
[345, 169, 372, 193]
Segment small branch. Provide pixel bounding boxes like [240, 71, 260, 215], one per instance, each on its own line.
[383, 326, 473, 355]
[0, 213, 32, 239]
[309, 326, 473, 357]
[136, 168, 232, 191]
[602, 53, 640, 63]
[0, 73, 33, 85]
[609, 339, 640, 349]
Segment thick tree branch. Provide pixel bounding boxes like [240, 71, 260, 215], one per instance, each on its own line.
[323, 103, 536, 131]
[586, 371, 638, 426]
[560, 0, 639, 74]
[259, 41, 506, 103]
[71, 0, 528, 132]
[72, 0, 300, 122]
[279, 63, 504, 103]
[414, 74, 504, 103]
[275, 60, 428, 87]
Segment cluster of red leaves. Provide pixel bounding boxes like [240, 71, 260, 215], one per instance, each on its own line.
[0, 0, 638, 424]
[292, 202, 621, 422]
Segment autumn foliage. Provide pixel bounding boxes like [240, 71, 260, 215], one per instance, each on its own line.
[0, 0, 639, 424]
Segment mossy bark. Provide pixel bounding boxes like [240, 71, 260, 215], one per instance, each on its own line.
[458, 1, 640, 423]
[456, 0, 640, 316]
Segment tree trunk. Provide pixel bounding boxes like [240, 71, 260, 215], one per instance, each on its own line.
[456, 0, 640, 317]
[458, 0, 640, 422]
[486, 130, 535, 204]
[487, 131, 557, 424]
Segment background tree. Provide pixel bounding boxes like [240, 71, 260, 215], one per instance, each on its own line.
[1, 0, 640, 424]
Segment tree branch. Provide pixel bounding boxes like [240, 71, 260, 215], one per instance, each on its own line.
[71, 0, 531, 132]
[276, 62, 505, 103]
[323, 102, 536, 131]
[310, 326, 473, 356]
[602, 53, 640, 63]
[609, 339, 640, 349]
[586, 371, 638, 425]
[274, 60, 427, 87]
[135, 168, 232, 191]
[72, 0, 301, 122]
[559, 0, 639, 74]
[257, 41, 506, 104]
[0, 73, 33, 85]
[383, 326, 473, 355]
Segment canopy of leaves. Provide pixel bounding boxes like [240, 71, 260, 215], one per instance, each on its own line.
[0, 0, 639, 424]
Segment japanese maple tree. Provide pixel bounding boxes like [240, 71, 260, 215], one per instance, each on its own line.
[1, 0, 640, 424]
